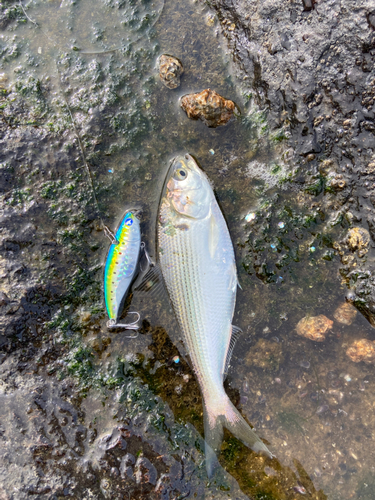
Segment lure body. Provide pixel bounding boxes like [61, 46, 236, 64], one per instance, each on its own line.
[104, 212, 141, 325]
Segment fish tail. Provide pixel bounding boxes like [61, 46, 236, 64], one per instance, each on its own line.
[203, 392, 272, 478]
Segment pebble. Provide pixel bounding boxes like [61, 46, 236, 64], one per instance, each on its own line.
[159, 54, 184, 89]
[299, 359, 310, 369]
[346, 339, 375, 364]
[296, 315, 333, 342]
[245, 212, 256, 222]
[294, 483, 307, 494]
[180, 88, 238, 128]
[316, 404, 329, 415]
[333, 302, 357, 325]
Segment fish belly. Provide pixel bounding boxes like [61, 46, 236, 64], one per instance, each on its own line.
[158, 202, 235, 390]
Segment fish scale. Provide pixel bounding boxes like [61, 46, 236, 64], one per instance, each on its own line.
[158, 154, 272, 476]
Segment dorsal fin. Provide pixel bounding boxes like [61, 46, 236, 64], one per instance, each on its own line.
[224, 325, 242, 378]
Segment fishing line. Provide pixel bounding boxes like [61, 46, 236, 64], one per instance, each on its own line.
[18, 0, 159, 330]
[17, 0, 166, 242]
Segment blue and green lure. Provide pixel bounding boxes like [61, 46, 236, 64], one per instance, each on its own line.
[104, 211, 142, 330]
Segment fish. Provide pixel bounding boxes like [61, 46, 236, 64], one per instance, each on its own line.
[157, 153, 272, 476]
[104, 211, 142, 329]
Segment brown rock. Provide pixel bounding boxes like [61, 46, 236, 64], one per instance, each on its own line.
[333, 302, 357, 325]
[346, 339, 375, 364]
[295, 315, 333, 342]
[346, 227, 370, 252]
[180, 88, 238, 128]
[159, 54, 183, 89]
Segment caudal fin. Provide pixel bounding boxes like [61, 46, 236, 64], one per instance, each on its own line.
[203, 392, 272, 477]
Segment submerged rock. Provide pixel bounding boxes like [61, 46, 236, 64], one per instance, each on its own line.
[295, 315, 333, 342]
[159, 54, 184, 89]
[333, 302, 357, 326]
[346, 339, 375, 364]
[246, 338, 284, 371]
[180, 88, 238, 128]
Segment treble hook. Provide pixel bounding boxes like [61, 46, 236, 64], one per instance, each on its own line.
[140, 242, 155, 272]
[107, 312, 140, 338]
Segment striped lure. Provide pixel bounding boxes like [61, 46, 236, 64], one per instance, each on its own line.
[104, 211, 141, 328]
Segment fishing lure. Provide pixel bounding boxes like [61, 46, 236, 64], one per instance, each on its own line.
[104, 211, 142, 331]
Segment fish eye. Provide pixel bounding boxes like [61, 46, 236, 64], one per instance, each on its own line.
[173, 167, 188, 181]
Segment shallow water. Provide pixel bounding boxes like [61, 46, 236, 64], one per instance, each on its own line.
[1, 0, 375, 498]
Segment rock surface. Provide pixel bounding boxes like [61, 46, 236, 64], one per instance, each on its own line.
[180, 88, 238, 127]
[206, 0, 375, 325]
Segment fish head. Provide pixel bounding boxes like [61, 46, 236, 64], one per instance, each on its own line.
[163, 154, 212, 219]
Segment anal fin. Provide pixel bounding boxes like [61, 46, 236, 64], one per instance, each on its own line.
[224, 325, 242, 378]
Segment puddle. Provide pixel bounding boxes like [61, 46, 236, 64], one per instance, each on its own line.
[1, 0, 375, 499]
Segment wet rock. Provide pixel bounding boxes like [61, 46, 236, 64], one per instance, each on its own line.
[134, 456, 158, 485]
[333, 302, 358, 325]
[295, 315, 333, 342]
[0, 291, 10, 306]
[346, 227, 370, 253]
[159, 54, 184, 89]
[98, 427, 127, 451]
[246, 338, 284, 371]
[180, 88, 238, 128]
[346, 339, 375, 364]
[120, 453, 135, 479]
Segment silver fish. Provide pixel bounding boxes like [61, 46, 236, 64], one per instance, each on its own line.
[157, 153, 272, 476]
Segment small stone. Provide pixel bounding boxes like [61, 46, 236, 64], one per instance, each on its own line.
[180, 88, 239, 128]
[302, 0, 315, 12]
[346, 339, 375, 364]
[245, 212, 256, 222]
[296, 315, 333, 342]
[346, 227, 370, 252]
[80, 311, 91, 323]
[159, 54, 183, 89]
[333, 302, 357, 325]
[277, 222, 285, 228]
[206, 13, 215, 26]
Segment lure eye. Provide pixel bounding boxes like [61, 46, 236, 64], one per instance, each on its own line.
[125, 218, 133, 226]
[173, 167, 188, 181]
